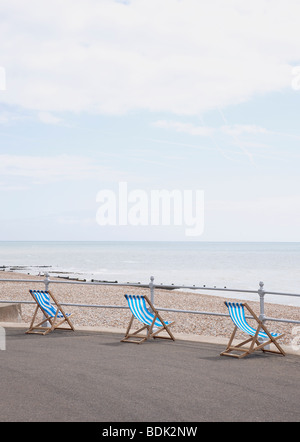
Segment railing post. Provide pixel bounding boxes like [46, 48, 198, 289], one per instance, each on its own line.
[258, 281, 266, 322]
[44, 272, 50, 292]
[43, 272, 50, 326]
[258, 281, 270, 347]
[149, 276, 155, 305]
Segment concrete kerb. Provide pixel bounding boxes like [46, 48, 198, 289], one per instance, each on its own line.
[1, 321, 299, 356]
[0, 303, 22, 322]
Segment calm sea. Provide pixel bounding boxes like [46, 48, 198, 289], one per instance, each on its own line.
[0, 241, 300, 307]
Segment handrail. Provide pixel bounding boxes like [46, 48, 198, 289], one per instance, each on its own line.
[0, 274, 299, 325]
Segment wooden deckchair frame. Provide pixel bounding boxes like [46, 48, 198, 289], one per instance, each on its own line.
[220, 302, 285, 358]
[121, 295, 175, 344]
[26, 290, 75, 335]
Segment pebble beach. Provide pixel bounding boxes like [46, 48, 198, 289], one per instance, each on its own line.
[0, 271, 299, 346]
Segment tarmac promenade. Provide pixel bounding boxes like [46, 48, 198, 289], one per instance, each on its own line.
[0, 325, 299, 423]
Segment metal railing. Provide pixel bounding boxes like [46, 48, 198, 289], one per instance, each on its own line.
[0, 273, 299, 325]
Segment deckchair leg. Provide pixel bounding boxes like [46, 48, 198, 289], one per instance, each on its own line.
[259, 326, 285, 356]
[245, 304, 285, 356]
[221, 326, 263, 358]
[254, 335, 285, 356]
[221, 302, 285, 358]
[220, 326, 242, 357]
[26, 290, 75, 335]
[26, 311, 74, 335]
[48, 292, 75, 332]
[124, 315, 134, 338]
[27, 305, 39, 333]
[221, 338, 253, 358]
[121, 294, 175, 344]
[26, 316, 53, 335]
[153, 312, 175, 341]
[121, 315, 148, 343]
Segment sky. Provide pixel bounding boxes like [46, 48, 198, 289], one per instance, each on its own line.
[0, 0, 300, 242]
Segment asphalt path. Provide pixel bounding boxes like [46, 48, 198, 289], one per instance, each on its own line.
[0, 328, 299, 423]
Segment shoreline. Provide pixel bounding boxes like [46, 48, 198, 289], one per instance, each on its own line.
[0, 270, 299, 346]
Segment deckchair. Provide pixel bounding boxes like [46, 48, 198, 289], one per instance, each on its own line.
[121, 294, 175, 344]
[26, 290, 75, 335]
[220, 301, 285, 358]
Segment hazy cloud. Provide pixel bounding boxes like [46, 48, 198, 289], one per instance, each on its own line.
[152, 120, 214, 136]
[0, 0, 298, 117]
[0, 154, 124, 183]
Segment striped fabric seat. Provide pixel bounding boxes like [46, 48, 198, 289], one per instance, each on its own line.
[26, 289, 74, 335]
[221, 301, 285, 358]
[30, 290, 68, 319]
[125, 294, 170, 328]
[225, 301, 280, 339]
[121, 294, 175, 344]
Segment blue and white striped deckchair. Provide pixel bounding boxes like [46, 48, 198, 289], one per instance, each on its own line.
[121, 294, 175, 344]
[26, 290, 75, 335]
[220, 301, 285, 358]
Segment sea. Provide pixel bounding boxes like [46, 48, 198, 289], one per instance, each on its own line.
[0, 241, 300, 307]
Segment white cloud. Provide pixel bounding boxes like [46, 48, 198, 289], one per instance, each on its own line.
[152, 120, 214, 136]
[0, 111, 28, 124]
[57, 215, 95, 226]
[153, 121, 269, 138]
[221, 125, 269, 136]
[207, 195, 300, 214]
[0, 154, 124, 183]
[0, 182, 29, 191]
[0, 0, 299, 116]
[204, 195, 300, 241]
[38, 111, 62, 125]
